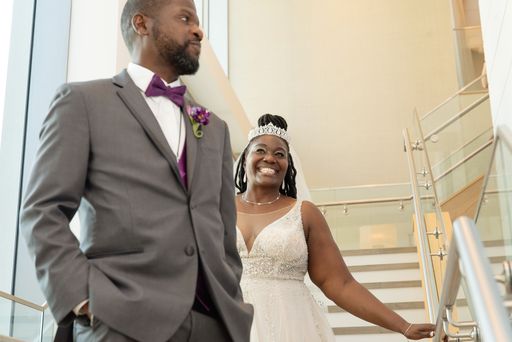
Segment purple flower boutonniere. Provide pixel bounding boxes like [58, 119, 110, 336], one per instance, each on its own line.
[186, 105, 210, 139]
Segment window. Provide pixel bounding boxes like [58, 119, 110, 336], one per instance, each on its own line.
[0, 0, 14, 147]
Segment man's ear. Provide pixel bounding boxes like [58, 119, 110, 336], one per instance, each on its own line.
[132, 12, 150, 36]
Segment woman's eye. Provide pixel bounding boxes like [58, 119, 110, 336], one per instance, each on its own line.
[255, 148, 266, 154]
[275, 152, 286, 158]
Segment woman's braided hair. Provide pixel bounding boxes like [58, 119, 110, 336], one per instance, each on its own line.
[235, 114, 297, 198]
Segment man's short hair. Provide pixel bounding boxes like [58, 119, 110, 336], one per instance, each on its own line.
[120, 0, 169, 52]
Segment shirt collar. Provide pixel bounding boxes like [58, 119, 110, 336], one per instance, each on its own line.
[127, 62, 182, 92]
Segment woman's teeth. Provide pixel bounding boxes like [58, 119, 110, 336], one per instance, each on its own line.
[259, 168, 276, 175]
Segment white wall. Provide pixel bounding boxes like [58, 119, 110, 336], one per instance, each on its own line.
[479, 0, 512, 132]
[478, 0, 512, 255]
[229, 0, 459, 189]
[67, 0, 122, 82]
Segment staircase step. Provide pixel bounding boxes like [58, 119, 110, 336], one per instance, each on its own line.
[342, 246, 416, 256]
[483, 240, 509, 247]
[328, 301, 424, 313]
[490, 256, 507, 263]
[349, 262, 419, 272]
[362, 280, 421, 289]
[333, 326, 395, 335]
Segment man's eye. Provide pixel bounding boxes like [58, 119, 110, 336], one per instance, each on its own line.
[180, 16, 189, 22]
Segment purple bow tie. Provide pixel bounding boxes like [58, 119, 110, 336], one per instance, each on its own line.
[145, 74, 187, 107]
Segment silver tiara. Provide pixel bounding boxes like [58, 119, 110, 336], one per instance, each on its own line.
[248, 122, 291, 143]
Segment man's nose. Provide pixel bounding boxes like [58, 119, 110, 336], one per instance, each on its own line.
[192, 24, 204, 41]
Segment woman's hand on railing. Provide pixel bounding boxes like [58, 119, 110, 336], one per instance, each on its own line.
[403, 323, 436, 340]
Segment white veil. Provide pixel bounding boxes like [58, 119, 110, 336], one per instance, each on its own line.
[234, 144, 328, 311]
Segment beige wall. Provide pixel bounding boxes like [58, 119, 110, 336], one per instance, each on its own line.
[229, 0, 459, 189]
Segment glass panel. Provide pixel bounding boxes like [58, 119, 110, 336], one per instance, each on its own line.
[0, 295, 43, 341]
[431, 127, 493, 179]
[0, 0, 14, 146]
[321, 200, 414, 251]
[0, 0, 36, 294]
[41, 308, 55, 342]
[434, 141, 493, 204]
[11, 305, 42, 341]
[453, 26, 485, 86]
[419, 87, 488, 140]
[310, 183, 411, 203]
[422, 96, 492, 170]
[0, 295, 11, 336]
[476, 138, 512, 260]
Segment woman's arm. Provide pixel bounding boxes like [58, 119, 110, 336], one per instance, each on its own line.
[302, 201, 435, 340]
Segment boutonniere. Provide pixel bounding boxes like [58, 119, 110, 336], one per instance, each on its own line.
[186, 105, 210, 139]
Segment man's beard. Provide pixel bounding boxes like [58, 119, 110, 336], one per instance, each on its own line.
[153, 26, 200, 76]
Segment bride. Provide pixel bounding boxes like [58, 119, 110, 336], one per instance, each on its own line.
[234, 114, 435, 341]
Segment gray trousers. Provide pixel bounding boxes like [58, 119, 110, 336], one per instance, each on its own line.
[73, 311, 231, 342]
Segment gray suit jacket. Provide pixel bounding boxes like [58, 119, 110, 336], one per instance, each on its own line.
[20, 70, 253, 342]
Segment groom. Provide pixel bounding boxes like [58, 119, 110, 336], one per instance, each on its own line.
[20, 0, 252, 341]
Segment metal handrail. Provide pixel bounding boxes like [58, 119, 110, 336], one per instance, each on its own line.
[0, 290, 45, 312]
[420, 75, 487, 120]
[403, 128, 438, 322]
[424, 93, 490, 141]
[433, 139, 493, 183]
[434, 216, 512, 341]
[316, 195, 412, 207]
[453, 25, 481, 30]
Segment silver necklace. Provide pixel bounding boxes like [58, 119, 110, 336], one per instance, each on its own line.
[241, 193, 281, 206]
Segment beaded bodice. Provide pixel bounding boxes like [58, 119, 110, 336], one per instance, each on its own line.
[237, 201, 308, 281]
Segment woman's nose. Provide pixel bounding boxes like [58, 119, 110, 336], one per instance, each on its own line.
[263, 152, 276, 163]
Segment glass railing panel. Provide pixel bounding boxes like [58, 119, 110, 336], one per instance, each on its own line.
[431, 127, 493, 179]
[422, 96, 492, 169]
[321, 200, 415, 251]
[453, 26, 485, 87]
[476, 134, 512, 261]
[40, 308, 55, 342]
[310, 183, 411, 203]
[434, 140, 493, 204]
[0, 295, 42, 341]
[10, 305, 42, 341]
[419, 86, 487, 139]
[0, 295, 11, 338]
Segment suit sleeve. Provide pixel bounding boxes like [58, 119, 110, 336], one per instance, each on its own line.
[219, 121, 243, 283]
[20, 84, 91, 325]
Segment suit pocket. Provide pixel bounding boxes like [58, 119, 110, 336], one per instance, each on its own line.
[79, 197, 142, 257]
[85, 248, 144, 259]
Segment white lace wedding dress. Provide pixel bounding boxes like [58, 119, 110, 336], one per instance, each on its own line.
[236, 201, 335, 342]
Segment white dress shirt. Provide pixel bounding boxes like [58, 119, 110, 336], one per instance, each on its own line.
[127, 62, 186, 159]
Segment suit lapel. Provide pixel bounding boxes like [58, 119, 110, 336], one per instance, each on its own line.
[112, 70, 186, 193]
[182, 98, 198, 192]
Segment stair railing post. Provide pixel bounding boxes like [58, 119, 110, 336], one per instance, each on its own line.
[403, 128, 439, 323]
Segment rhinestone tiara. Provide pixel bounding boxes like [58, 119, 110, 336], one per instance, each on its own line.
[247, 122, 291, 143]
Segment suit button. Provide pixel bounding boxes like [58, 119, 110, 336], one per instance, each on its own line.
[185, 245, 195, 256]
